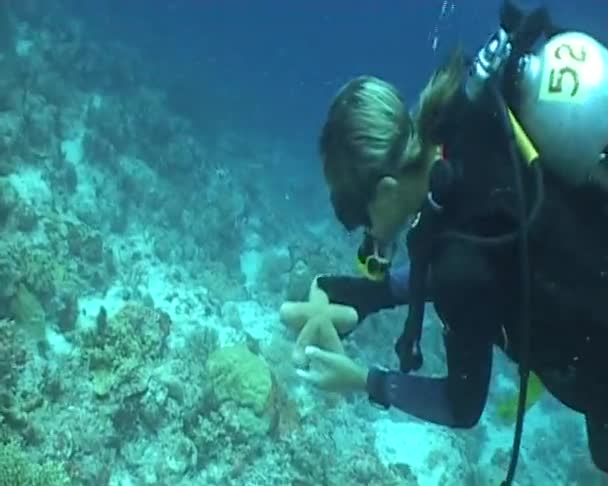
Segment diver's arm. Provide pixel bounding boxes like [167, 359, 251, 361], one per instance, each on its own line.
[316, 263, 421, 321]
[366, 329, 492, 427]
[366, 240, 498, 427]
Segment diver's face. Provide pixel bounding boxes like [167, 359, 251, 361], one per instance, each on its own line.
[367, 174, 428, 242]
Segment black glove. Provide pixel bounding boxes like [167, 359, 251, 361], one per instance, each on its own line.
[316, 275, 400, 322]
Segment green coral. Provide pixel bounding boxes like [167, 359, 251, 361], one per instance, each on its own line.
[82, 302, 171, 397]
[207, 344, 274, 416]
[187, 344, 275, 458]
[7, 244, 68, 300]
[0, 440, 70, 486]
[0, 237, 74, 309]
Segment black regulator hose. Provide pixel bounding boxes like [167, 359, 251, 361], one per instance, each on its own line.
[442, 79, 536, 485]
[487, 81, 533, 486]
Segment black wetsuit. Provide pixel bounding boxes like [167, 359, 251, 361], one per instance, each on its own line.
[317, 86, 608, 472]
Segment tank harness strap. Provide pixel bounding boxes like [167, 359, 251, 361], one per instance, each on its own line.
[395, 202, 439, 372]
[395, 158, 455, 373]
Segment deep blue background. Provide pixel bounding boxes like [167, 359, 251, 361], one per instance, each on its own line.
[69, 1, 608, 168]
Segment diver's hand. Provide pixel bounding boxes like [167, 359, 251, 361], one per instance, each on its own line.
[296, 346, 368, 394]
[280, 276, 358, 366]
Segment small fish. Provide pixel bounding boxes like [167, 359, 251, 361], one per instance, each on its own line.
[496, 371, 545, 423]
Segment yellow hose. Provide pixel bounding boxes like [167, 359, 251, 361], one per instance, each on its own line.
[508, 109, 539, 165]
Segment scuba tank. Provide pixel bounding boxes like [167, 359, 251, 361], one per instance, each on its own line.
[513, 31, 608, 188]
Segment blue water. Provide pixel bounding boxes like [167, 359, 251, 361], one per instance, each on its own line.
[72, 1, 607, 165]
[2, 1, 607, 484]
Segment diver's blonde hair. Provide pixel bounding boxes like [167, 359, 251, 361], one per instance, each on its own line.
[320, 51, 464, 196]
[320, 75, 411, 195]
[407, 50, 465, 164]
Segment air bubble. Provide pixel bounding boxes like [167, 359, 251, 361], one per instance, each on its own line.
[429, 0, 456, 52]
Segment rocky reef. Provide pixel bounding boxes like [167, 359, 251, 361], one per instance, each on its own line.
[0, 1, 602, 485]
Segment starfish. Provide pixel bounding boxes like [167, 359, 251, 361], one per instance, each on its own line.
[280, 280, 359, 367]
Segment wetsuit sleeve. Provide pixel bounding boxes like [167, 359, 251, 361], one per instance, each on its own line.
[367, 241, 498, 427]
[367, 328, 493, 427]
[316, 264, 412, 322]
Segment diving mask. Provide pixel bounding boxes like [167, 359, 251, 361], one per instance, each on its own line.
[356, 232, 396, 281]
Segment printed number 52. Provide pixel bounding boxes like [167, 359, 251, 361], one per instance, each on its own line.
[548, 66, 579, 97]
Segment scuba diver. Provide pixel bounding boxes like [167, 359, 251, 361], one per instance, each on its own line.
[280, 2, 608, 483]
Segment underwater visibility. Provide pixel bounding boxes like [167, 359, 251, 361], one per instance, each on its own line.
[0, 1, 607, 485]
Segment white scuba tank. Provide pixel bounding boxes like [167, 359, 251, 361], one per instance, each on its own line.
[513, 31, 608, 187]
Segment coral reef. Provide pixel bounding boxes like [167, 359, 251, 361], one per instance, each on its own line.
[0, 439, 70, 486]
[0, 1, 599, 485]
[80, 302, 171, 398]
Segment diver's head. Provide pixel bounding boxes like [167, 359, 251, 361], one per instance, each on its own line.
[319, 76, 431, 243]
